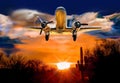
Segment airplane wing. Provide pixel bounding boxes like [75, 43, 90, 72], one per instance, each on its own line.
[27, 25, 101, 33]
[64, 28, 73, 32]
[79, 26, 101, 29]
[65, 26, 101, 32]
[27, 26, 42, 29]
[50, 28, 56, 30]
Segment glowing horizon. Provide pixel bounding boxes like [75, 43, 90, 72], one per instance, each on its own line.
[56, 62, 70, 70]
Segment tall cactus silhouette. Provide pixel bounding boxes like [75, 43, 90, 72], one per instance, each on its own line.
[76, 47, 85, 81]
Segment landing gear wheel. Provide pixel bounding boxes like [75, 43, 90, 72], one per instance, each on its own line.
[45, 32, 50, 41]
[73, 34, 77, 41]
[72, 30, 77, 41]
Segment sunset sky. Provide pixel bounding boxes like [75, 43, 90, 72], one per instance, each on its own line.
[0, 1, 120, 83]
[0, 0, 120, 68]
[15, 32, 98, 67]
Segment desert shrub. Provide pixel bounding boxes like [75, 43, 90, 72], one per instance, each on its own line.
[0, 51, 9, 68]
[85, 39, 120, 83]
[0, 53, 49, 83]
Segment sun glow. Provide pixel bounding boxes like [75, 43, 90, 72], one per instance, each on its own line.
[56, 62, 70, 70]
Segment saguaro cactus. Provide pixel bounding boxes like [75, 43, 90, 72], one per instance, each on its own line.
[76, 47, 85, 81]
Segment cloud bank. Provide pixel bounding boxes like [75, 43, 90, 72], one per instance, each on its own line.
[0, 9, 120, 39]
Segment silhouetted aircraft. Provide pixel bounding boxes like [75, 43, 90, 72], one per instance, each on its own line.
[30, 6, 101, 41]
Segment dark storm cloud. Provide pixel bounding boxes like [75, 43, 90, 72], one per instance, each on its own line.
[0, 36, 23, 56]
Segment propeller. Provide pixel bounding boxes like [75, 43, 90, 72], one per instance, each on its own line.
[35, 16, 53, 35]
[35, 16, 43, 24]
[40, 28, 43, 35]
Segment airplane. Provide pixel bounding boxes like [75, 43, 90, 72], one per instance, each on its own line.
[29, 6, 101, 41]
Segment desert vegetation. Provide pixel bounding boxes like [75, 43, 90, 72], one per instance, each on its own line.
[84, 39, 120, 83]
[0, 39, 120, 83]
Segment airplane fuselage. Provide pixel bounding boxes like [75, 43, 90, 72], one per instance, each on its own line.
[55, 6, 67, 32]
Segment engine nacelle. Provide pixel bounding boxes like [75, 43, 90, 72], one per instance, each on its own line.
[74, 21, 81, 28]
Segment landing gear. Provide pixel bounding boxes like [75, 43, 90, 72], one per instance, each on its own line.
[45, 32, 50, 41]
[72, 30, 77, 41]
